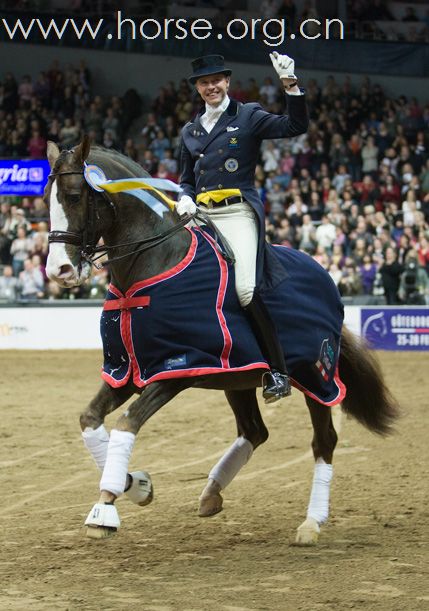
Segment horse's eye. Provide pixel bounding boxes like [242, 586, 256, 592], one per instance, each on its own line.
[67, 193, 81, 205]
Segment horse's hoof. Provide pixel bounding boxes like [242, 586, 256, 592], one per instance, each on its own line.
[86, 525, 117, 539]
[125, 471, 154, 506]
[198, 492, 223, 517]
[85, 502, 120, 536]
[295, 517, 320, 546]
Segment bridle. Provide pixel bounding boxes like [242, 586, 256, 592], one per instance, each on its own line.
[47, 169, 194, 269]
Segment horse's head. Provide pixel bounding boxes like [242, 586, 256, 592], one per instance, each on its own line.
[45, 136, 94, 287]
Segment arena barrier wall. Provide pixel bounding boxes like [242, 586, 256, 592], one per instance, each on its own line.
[0, 304, 428, 351]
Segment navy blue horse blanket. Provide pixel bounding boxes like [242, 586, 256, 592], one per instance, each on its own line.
[101, 228, 346, 406]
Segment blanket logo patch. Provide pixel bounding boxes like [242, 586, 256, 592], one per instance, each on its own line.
[315, 337, 335, 382]
[165, 354, 187, 370]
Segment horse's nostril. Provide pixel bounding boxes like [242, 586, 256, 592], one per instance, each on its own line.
[58, 264, 74, 277]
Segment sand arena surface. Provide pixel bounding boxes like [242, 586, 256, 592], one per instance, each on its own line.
[0, 350, 427, 610]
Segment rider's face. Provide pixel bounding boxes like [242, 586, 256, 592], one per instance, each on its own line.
[196, 74, 230, 107]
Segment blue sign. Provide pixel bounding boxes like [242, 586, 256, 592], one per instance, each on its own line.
[361, 308, 429, 351]
[0, 160, 50, 196]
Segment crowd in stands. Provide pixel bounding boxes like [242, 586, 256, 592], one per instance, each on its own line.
[0, 59, 428, 305]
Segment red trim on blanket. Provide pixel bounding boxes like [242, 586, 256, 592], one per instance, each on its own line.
[290, 365, 346, 407]
[103, 296, 151, 311]
[103, 361, 270, 389]
[128, 228, 197, 296]
[108, 284, 123, 299]
[199, 229, 233, 368]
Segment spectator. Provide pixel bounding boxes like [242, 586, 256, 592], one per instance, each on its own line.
[398, 250, 428, 304]
[60, 118, 80, 147]
[27, 129, 46, 158]
[259, 77, 277, 106]
[10, 226, 33, 276]
[360, 254, 378, 294]
[338, 262, 363, 296]
[18, 258, 45, 300]
[0, 265, 19, 301]
[361, 136, 379, 176]
[379, 246, 403, 304]
[315, 215, 337, 253]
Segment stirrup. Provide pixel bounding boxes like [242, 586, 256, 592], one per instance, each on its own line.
[262, 371, 291, 404]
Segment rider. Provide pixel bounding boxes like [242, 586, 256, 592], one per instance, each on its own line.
[177, 53, 309, 403]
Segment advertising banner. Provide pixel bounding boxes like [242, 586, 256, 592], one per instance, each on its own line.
[361, 307, 429, 351]
[0, 307, 101, 349]
[0, 159, 50, 196]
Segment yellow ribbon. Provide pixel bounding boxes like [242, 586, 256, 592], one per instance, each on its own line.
[196, 189, 242, 205]
[99, 179, 176, 210]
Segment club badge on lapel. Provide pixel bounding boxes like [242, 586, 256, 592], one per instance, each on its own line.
[225, 158, 239, 172]
[228, 137, 239, 149]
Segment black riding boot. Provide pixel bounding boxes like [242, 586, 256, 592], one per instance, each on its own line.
[244, 292, 291, 403]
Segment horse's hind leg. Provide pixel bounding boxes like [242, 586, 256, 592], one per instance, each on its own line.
[295, 396, 338, 546]
[199, 388, 268, 517]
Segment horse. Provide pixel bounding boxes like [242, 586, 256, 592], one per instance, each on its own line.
[44, 136, 399, 543]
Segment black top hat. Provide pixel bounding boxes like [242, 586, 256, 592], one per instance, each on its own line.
[188, 55, 232, 85]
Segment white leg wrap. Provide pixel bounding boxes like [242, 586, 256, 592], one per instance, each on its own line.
[82, 425, 110, 471]
[306, 459, 333, 525]
[208, 436, 253, 490]
[99, 429, 135, 497]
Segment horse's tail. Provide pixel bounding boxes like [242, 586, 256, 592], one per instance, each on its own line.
[339, 326, 399, 435]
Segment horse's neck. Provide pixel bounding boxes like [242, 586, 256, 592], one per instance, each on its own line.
[90, 150, 191, 292]
[100, 189, 190, 294]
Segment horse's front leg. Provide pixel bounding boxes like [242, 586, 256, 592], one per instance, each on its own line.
[295, 396, 338, 546]
[80, 381, 135, 471]
[199, 388, 268, 517]
[84, 379, 189, 538]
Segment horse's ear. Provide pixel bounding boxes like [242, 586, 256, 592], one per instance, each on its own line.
[47, 141, 60, 168]
[73, 135, 91, 164]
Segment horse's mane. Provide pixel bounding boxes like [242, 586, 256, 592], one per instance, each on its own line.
[89, 146, 149, 178]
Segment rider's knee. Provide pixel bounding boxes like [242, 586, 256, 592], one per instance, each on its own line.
[236, 284, 255, 307]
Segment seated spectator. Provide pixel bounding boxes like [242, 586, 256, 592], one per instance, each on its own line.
[332, 164, 351, 193]
[360, 254, 378, 294]
[315, 215, 337, 253]
[328, 262, 343, 286]
[361, 136, 379, 176]
[338, 262, 363, 296]
[60, 117, 80, 147]
[149, 130, 170, 161]
[162, 149, 178, 176]
[262, 141, 280, 173]
[10, 226, 33, 276]
[0, 265, 19, 301]
[259, 77, 277, 106]
[266, 183, 287, 217]
[154, 161, 177, 183]
[297, 213, 316, 253]
[27, 129, 47, 158]
[87, 267, 109, 299]
[18, 258, 45, 300]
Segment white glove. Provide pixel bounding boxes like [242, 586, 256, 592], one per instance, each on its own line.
[176, 195, 197, 216]
[269, 52, 297, 81]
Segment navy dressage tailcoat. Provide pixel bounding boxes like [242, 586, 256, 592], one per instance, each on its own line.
[179, 93, 309, 290]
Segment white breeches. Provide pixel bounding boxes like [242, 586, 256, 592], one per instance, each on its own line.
[202, 202, 258, 307]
